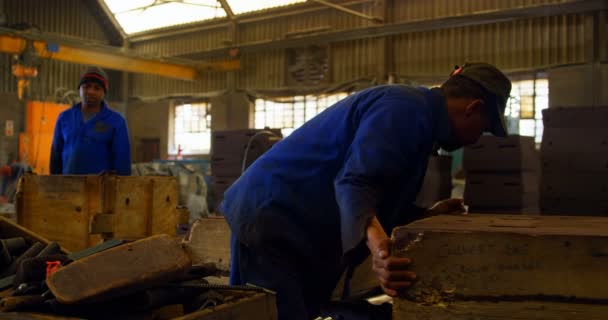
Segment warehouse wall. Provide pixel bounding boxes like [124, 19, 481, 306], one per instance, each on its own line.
[393, 14, 590, 77]
[126, 101, 170, 162]
[126, 92, 251, 161]
[210, 92, 252, 130]
[128, 0, 607, 98]
[0, 0, 119, 99]
[0, 93, 22, 166]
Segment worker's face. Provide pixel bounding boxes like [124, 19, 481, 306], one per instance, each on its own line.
[446, 98, 490, 146]
[80, 82, 105, 108]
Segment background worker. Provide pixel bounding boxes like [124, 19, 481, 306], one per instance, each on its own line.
[50, 67, 131, 175]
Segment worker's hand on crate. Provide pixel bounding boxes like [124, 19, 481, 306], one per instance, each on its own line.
[367, 216, 415, 296]
[370, 238, 416, 297]
[426, 198, 466, 217]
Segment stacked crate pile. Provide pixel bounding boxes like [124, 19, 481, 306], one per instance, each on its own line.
[540, 106, 608, 215]
[211, 129, 281, 209]
[463, 135, 539, 214]
[415, 155, 453, 208]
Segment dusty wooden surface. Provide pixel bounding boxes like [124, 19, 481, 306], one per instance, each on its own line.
[392, 214, 608, 301]
[18, 175, 100, 251]
[47, 235, 191, 304]
[394, 214, 608, 236]
[183, 217, 231, 272]
[18, 175, 185, 251]
[394, 300, 608, 320]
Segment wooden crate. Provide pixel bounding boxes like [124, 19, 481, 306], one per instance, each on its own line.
[392, 214, 608, 319]
[16, 174, 188, 252]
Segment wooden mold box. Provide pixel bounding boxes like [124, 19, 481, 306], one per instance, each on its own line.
[16, 174, 188, 251]
[392, 214, 608, 320]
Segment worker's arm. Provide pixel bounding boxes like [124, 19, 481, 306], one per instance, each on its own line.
[49, 114, 65, 174]
[367, 215, 415, 296]
[334, 89, 426, 295]
[111, 118, 132, 176]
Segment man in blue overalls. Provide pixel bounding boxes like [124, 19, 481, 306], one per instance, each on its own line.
[221, 63, 512, 319]
[50, 67, 131, 175]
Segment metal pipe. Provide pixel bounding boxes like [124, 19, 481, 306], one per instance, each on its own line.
[310, 0, 383, 22]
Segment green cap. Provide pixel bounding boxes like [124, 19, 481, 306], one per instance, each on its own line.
[450, 63, 512, 137]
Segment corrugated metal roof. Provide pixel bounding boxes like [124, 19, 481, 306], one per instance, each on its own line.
[102, 0, 307, 35]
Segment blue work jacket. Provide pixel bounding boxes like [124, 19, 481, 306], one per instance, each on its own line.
[221, 85, 451, 272]
[50, 102, 131, 175]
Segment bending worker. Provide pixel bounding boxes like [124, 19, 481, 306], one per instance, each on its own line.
[50, 67, 131, 175]
[220, 63, 512, 319]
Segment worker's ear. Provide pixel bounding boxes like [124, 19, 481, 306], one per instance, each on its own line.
[464, 99, 484, 117]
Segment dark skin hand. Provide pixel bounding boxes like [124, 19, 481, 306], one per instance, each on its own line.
[366, 200, 466, 296]
[372, 238, 416, 296]
[367, 216, 416, 296]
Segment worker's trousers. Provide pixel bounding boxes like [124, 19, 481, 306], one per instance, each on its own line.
[230, 235, 339, 320]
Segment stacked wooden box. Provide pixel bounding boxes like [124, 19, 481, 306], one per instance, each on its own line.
[211, 129, 281, 208]
[415, 155, 453, 208]
[16, 174, 187, 251]
[540, 106, 608, 215]
[463, 136, 539, 214]
[392, 214, 608, 319]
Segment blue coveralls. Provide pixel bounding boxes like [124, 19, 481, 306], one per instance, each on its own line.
[50, 102, 132, 175]
[220, 86, 453, 319]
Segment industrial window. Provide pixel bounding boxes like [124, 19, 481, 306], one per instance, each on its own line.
[103, 0, 307, 35]
[504, 77, 549, 143]
[172, 102, 212, 155]
[254, 93, 349, 137]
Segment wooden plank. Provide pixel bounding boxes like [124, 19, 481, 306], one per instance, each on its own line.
[85, 177, 103, 249]
[183, 217, 231, 272]
[18, 175, 95, 251]
[392, 214, 608, 301]
[150, 176, 184, 235]
[47, 235, 191, 304]
[394, 300, 608, 320]
[111, 177, 150, 239]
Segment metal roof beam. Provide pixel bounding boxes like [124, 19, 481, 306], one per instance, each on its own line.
[218, 0, 235, 20]
[0, 28, 240, 80]
[309, 0, 382, 22]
